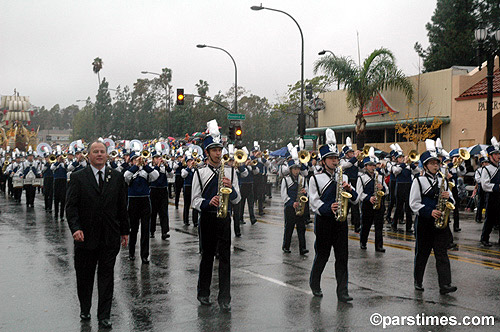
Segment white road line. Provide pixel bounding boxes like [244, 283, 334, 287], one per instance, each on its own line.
[237, 267, 313, 295]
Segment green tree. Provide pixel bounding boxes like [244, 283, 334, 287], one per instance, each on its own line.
[95, 78, 112, 137]
[72, 103, 95, 141]
[92, 57, 103, 86]
[415, 0, 478, 72]
[314, 48, 413, 147]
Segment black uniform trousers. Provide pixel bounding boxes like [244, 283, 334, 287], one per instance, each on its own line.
[43, 176, 54, 211]
[183, 186, 199, 226]
[386, 179, 397, 221]
[74, 245, 119, 320]
[53, 178, 66, 218]
[128, 196, 151, 259]
[150, 187, 169, 236]
[414, 216, 452, 287]
[8, 177, 13, 197]
[360, 200, 385, 249]
[253, 175, 265, 215]
[197, 212, 231, 305]
[393, 182, 412, 230]
[481, 192, 500, 243]
[347, 178, 360, 230]
[232, 201, 241, 235]
[174, 175, 183, 208]
[23, 184, 36, 205]
[451, 186, 460, 230]
[475, 186, 485, 222]
[283, 205, 306, 251]
[309, 215, 349, 297]
[239, 183, 256, 223]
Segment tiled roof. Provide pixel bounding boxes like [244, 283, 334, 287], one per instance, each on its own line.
[458, 69, 500, 99]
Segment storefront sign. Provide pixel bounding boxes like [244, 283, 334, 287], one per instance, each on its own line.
[477, 101, 500, 111]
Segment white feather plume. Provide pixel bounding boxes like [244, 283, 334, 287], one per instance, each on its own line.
[480, 149, 488, 158]
[346, 137, 352, 148]
[395, 143, 403, 153]
[389, 144, 397, 152]
[206, 119, 220, 136]
[242, 146, 249, 155]
[299, 138, 305, 151]
[441, 149, 450, 159]
[425, 139, 435, 152]
[368, 146, 375, 158]
[124, 140, 130, 150]
[435, 138, 442, 150]
[491, 136, 499, 148]
[325, 129, 336, 145]
[228, 144, 234, 156]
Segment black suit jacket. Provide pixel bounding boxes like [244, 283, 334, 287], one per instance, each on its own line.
[66, 166, 129, 250]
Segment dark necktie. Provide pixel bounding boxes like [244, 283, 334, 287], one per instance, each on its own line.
[98, 170, 104, 192]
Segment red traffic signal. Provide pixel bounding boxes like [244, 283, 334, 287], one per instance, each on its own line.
[176, 88, 185, 105]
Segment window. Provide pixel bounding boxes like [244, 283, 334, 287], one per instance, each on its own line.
[365, 129, 385, 143]
[386, 128, 395, 143]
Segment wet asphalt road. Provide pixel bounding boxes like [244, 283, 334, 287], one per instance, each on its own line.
[0, 187, 499, 332]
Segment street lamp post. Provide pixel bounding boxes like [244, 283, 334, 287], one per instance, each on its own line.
[196, 44, 238, 114]
[251, 4, 305, 137]
[141, 71, 171, 134]
[318, 50, 334, 56]
[475, 25, 500, 143]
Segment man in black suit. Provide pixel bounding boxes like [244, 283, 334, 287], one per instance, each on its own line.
[66, 141, 129, 329]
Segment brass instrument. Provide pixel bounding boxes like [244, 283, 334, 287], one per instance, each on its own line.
[234, 149, 248, 164]
[251, 159, 258, 166]
[435, 170, 455, 229]
[216, 158, 232, 219]
[357, 145, 371, 162]
[141, 150, 150, 159]
[263, 149, 269, 159]
[222, 154, 230, 162]
[295, 175, 308, 216]
[62, 153, 68, 159]
[48, 154, 57, 163]
[109, 150, 119, 158]
[311, 151, 317, 159]
[2, 160, 10, 173]
[408, 150, 420, 163]
[82, 151, 88, 158]
[192, 151, 198, 158]
[453, 148, 470, 168]
[336, 166, 352, 222]
[373, 171, 385, 210]
[298, 150, 311, 164]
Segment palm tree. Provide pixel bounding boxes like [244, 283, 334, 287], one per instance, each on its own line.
[314, 48, 413, 147]
[92, 57, 103, 85]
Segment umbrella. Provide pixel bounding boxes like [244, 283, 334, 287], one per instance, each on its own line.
[467, 144, 488, 156]
[270, 146, 290, 157]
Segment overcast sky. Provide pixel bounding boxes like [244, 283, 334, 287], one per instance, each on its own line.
[1, 0, 437, 109]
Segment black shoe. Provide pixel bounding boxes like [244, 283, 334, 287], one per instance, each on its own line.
[220, 302, 231, 312]
[129, 255, 135, 261]
[282, 247, 291, 253]
[312, 289, 323, 297]
[240, 220, 246, 225]
[480, 240, 493, 247]
[80, 313, 91, 321]
[439, 284, 457, 295]
[150, 233, 155, 238]
[375, 247, 386, 253]
[391, 226, 398, 232]
[161, 233, 170, 240]
[141, 258, 150, 264]
[360, 244, 367, 250]
[354, 227, 361, 233]
[406, 229, 414, 234]
[338, 294, 353, 303]
[414, 282, 424, 291]
[184, 222, 189, 226]
[454, 228, 461, 232]
[251, 219, 257, 225]
[475, 219, 483, 223]
[193, 223, 198, 227]
[447, 243, 458, 250]
[235, 233, 241, 237]
[197, 296, 212, 306]
[98, 319, 112, 328]
[300, 249, 309, 255]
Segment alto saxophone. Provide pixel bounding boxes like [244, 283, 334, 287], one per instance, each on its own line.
[295, 175, 308, 216]
[373, 170, 385, 210]
[336, 166, 352, 222]
[435, 169, 455, 229]
[217, 158, 233, 219]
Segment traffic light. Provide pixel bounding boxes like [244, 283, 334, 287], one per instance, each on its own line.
[228, 123, 235, 141]
[235, 125, 242, 139]
[305, 83, 313, 100]
[176, 88, 185, 105]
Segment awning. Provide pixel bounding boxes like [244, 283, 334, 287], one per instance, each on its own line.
[305, 116, 450, 134]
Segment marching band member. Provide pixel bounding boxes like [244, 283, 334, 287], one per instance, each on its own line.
[308, 129, 358, 302]
[22, 147, 40, 208]
[479, 137, 500, 247]
[8, 153, 23, 203]
[68, 143, 87, 173]
[410, 139, 457, 294]
[181, 152, 199, 227]
[191, 120, 241, 312]
[385, 148, 397, 224]
[340, 137, 361, 233]
[41, 152, 54, 212]
[356, 147, 388, 252]
[281, 144, 308, 255]
[124, 151, 159, 263]
[446, 150, 467, 232]
[150, 149, 172, 240]
[232, 145, 248, 237]
[51, 147, 68, 220]
[474, 150, 489, 223]
[251, 143, 268, 216]
[392, 145, 415, 233]
[238, 147, 257, 225]
[173, 148, 185, 209]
